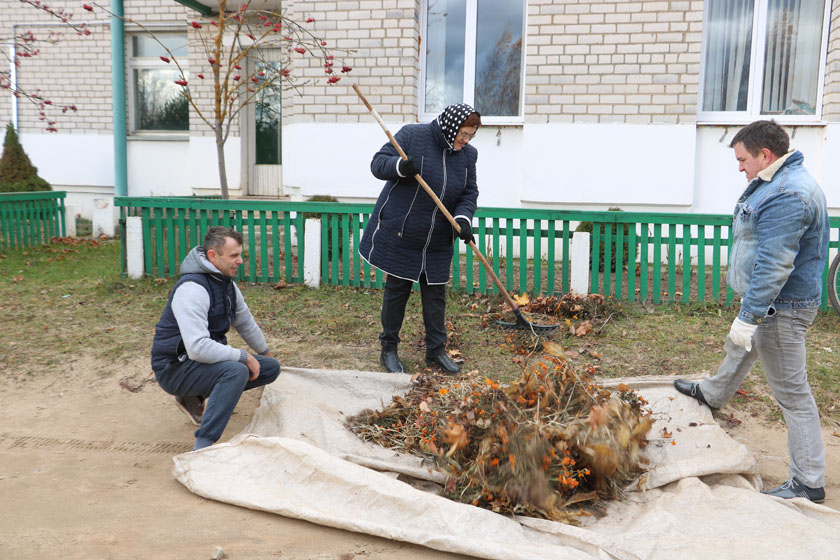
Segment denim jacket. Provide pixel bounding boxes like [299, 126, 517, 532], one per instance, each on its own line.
[727, 150, 829, 325]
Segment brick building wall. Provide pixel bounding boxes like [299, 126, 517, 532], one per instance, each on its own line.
[282, 0, 421, 123]
[279, 0, 707, 125]
[2, 0, 190, 135]
[7, 1, 839, 135]
[822, 1, 840, 120]
[2, 0, 114, 134]
[524, 0, 703, 124]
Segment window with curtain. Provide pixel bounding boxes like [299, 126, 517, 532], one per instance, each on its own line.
[129, 34, 189, 132]
[700, 0, 830, 122]
[421, 0, 524, 122]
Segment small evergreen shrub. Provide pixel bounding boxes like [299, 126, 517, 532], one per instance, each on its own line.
[0, 123, 51, 193]
[575, 207, 639, 273]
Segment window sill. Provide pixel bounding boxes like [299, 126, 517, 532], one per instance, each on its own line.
[697, 120, 827, 127]
[419, 114, 523, 126]
[127, 133, 190, 141]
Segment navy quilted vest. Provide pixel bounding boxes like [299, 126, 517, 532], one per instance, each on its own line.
[150, 273, 236, 373]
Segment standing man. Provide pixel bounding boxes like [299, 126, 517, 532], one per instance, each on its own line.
[151, 226, 280, 450]
[675, 120, 829, 503]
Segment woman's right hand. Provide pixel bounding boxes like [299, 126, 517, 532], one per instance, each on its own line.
[398, 157, 420, 177]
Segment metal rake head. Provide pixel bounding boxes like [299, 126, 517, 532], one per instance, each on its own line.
[496, 308, 561, 335]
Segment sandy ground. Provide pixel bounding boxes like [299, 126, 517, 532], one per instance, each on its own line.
[1, 354, 838, 560]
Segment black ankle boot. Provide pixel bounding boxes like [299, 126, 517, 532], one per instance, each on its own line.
[426, 352, 460, 374]
[380, 349, 405, 373]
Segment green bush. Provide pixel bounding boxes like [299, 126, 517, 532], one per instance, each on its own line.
[575, 207, 639, 273]
[302, 194, 342, 260]
[0, 123, 51, 193]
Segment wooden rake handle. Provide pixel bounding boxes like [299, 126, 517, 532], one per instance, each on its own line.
[352, 83, 521, 314]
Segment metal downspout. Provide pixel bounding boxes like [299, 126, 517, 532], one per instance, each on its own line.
[110, 0, 127, 197]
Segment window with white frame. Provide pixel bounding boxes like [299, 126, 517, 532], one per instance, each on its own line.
[699, 0, 832, 123]
[420, 0, 525, 123]
[128, 33, 189, 133]
[254, 58, 282, 165]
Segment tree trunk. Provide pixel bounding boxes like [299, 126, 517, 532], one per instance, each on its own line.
[215, 122, 229, 199]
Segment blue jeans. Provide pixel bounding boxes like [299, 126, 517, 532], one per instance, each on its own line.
[155, 354, 280, 450]
[699, 308, 824, 487]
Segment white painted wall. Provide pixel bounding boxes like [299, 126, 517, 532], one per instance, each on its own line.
[693, 125, 835, 213]
[814, 124, 840, 209]
[188, 136, 242, 192]
[17, 122, 840, 222]
[282, 122, 394, 199]
[282, 123, 524, 207]
[22, 133, 114, 187]
[127, 139, 191, 197]
[21, 132, 194, 198]
[471, 127, 524, 208]
[283, 122, 703, 210]
[523, 124, 697, 207]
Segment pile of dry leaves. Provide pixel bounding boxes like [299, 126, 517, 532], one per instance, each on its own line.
[348, 340, 652, 523]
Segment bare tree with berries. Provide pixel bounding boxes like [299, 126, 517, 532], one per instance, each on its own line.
[86, 0, 352, 199]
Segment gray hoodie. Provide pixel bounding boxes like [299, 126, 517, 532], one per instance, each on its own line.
[170, 247, 269, 365]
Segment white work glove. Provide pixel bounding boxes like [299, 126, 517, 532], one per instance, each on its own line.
[728, 317, 758, 351]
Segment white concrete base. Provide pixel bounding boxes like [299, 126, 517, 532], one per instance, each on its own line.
[126, 216, 144, 279]
[570, 231, 591, 295]
[303, 218, 321, 288]
[92, 197, 116, 238]
[64, 205, 76, 237]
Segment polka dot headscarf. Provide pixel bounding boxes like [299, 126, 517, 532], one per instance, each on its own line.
[435, 103, 476, 150]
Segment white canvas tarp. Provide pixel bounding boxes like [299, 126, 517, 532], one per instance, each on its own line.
[172, 368, 840, 560]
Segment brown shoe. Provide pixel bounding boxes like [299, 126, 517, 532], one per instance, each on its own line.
[174, 395, 204, 426]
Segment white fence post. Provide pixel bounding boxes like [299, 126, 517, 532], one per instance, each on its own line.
[64, 205, 76, 238]
[126, 216, 144, 279]
[92, 198, 115, 238]
[570, 231, 591, 295]
[303, 218, 321, 288]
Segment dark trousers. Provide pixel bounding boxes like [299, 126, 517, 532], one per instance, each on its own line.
[380, 273, 446, 357]
[156, 354, 280, 447]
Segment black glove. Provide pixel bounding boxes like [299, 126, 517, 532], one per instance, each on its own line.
[455, 218, 474, 244]
[398, 157, 420, 177]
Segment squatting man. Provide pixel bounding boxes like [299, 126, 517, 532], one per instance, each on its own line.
[151, 226, 280, 450]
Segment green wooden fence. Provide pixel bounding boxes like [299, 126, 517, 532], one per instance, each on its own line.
[116, 197, 840, 307]
[0, 191, 66, 250]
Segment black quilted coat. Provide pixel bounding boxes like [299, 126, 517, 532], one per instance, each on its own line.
[359, 120, 479, 284]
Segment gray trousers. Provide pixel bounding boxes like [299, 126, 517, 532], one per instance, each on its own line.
[699, 307, 824, 488]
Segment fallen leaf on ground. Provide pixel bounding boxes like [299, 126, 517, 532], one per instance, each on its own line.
[513, 293, 530, 306]
[575, 320, 593, 337]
